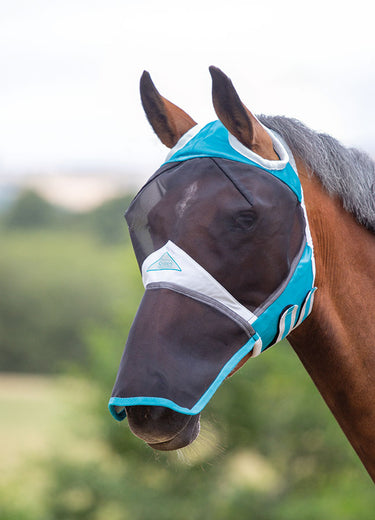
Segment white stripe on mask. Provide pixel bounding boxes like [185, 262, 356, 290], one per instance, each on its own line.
[142, 240, 257, 326]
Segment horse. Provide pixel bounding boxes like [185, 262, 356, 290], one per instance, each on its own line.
[109, 66, 375, 483]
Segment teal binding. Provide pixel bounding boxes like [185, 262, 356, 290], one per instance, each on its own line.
[109, 332, 261, 420]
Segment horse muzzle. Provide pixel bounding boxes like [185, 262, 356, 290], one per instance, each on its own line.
[125, 405, 200, 450]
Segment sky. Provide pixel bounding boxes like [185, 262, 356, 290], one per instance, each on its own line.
[0, 0, 374, 187]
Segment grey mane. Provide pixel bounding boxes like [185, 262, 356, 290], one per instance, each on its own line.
[258, 115, 375, 233]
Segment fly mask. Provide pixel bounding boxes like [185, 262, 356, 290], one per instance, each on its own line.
[109, 120, 316, 420]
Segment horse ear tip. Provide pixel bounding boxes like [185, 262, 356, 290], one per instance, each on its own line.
[209, 65, 220, 76]
[140, 70, 155, 94]
[209, 66, 228, 83]
[140, 70, 151, 82]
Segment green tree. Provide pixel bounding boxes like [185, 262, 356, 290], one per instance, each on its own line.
[2, 190, 66, 229]
[0, 191, 135, 373]
[0, 231, 135, 372]
[70, 194, 134, 245]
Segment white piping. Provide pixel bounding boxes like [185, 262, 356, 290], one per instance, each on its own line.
[228, 125, 290, 171]
[165, 124, 204, 161]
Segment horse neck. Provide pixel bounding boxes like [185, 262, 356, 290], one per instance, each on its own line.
[288, 161, 375, 482]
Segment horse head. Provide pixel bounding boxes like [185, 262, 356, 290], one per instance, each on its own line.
[109, 67, 316, 451]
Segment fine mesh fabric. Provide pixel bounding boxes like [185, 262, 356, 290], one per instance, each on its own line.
[111, 288, 253, 416]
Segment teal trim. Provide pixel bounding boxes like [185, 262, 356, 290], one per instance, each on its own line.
[108, 402, 126, 421]
[108, 333, 260, 420]
[164, 121, 302, 201]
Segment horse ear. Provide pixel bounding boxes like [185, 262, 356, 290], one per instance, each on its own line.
[140, 71, 197, 148]
[209, 66, 278, 160]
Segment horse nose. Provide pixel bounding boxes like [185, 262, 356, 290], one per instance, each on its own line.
[125, 405, 188, 443]
[125, 405, 198, 447]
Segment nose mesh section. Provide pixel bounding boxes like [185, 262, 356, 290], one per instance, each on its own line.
[110, 288, 253, 412]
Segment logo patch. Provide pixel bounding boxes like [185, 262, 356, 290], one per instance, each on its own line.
[146, 252, 182, 272]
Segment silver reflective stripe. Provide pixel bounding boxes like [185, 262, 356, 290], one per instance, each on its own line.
[142, 241, 257, 325]
[275, 305, 299, 344]
[294, 288, 316, 329]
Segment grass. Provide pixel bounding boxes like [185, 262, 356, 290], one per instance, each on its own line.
[0, 374, 60, 471]
[0, 373, 109, 518]
[0, 372, 110, 467]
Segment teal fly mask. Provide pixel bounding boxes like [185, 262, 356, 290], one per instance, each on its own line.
[109, 120, 316, 420]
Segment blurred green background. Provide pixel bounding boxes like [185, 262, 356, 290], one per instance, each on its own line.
[1, 189, 374, 520]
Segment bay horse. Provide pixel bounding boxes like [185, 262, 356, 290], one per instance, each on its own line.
[109, 67, 375, 483]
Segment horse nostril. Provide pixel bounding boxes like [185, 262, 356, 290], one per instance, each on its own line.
[125, 405, 192, 444]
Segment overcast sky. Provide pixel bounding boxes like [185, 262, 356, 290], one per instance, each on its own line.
[0, 0, 374, 185]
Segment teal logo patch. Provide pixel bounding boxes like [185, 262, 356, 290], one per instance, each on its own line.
[147, 252, 181, 272]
